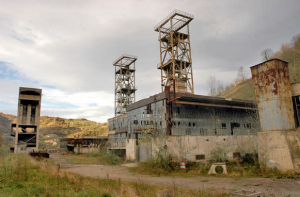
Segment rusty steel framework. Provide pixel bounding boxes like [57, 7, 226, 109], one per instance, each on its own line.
[155, 10, 194, 94]
[113, 54, 137, 116]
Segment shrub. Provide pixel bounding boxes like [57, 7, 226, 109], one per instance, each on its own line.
[102, 151, 122, 165]
[86, 150, 102, 157]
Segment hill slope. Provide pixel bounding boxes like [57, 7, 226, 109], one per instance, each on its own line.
[0, 113, 108, 148]
[219, 78, 256, 101]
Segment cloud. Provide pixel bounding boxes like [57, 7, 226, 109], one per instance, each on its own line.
[0, 0, 300, 121]
[41, 106, 113, 123]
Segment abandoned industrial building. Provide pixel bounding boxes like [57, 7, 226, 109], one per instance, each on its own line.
[108, 10, 260, 162]
[107, 10, 300, 172]
[8, 9, 300, 173]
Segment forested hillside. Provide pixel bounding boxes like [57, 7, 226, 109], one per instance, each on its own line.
[219, 34, 300, 100]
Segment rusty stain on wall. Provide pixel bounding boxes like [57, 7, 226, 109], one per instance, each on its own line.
[251, 59, 295, 131]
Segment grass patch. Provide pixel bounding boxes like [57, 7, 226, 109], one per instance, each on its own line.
[0, 154, 229, 196]
[65, 149, 123, 165]
[136, 158, 300, 179]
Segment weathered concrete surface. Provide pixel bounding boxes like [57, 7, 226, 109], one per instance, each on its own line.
[251, 59, 300, 172]
[251, 59, 295, 131]
[257, 131, 294, 170]
[126, 139, 137, 160]
[286, 131, 300, 171]
[162, 135, 257, 162]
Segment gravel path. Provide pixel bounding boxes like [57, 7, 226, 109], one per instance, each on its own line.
[50, 154, 300, 197]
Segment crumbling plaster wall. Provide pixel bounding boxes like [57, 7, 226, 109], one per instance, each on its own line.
[152, 135, 257, 162]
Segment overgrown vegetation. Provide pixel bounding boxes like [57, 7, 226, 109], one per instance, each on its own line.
[273, 34, 300, 84]
[66, 148, 123, 165]
[136, 153, 300, 179]
[0, 154, 229, 196]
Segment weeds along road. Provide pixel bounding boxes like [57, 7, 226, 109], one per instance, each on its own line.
[50, 154, 300, 197]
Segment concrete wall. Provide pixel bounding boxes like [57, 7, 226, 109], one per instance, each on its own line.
[125, 139, 136, 160]
[152, 135, 257, 162]
[74, 146, 100, 154]
[257, 131, 294, 170]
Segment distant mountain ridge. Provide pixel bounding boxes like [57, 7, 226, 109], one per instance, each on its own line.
[0, 113, 108, 147]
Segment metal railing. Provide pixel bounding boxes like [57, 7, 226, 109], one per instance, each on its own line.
[113, 54, 138, 65]
[154, 10, 194, 31]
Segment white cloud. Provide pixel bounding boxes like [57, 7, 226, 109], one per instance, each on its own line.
[42, 88, 114, 108]
[0, 0, 300, 122]
[41, 106, 113, 123]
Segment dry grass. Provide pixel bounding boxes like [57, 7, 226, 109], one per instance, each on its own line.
[0, 154, 231, 196]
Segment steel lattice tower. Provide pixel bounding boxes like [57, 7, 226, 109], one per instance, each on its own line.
[113, 54, 137, 116]
[155, 10, 194, 94]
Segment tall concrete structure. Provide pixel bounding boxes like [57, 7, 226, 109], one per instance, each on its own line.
[251, 59, 300, 171]
[113, 54, 137, 116]
[155, 10, 194, 94]
[11, 87, 42, 153]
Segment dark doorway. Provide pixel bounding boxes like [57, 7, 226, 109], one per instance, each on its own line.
[230, 123, 240, 135]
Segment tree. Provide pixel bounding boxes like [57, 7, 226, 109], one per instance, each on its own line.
[261, 48, 274, 61]
[216, 81, 225, 95]
[236, 66, 248, 83]
[273, 34, 300, 83]
[207, 76, 217, 96]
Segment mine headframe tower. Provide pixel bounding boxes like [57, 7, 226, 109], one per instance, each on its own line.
[11, 87, 42, 153]
[155, 10, 194, 94]
[113, 54, 137, 116]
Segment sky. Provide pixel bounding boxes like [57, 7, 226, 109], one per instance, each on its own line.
[0, 0, 300, 122]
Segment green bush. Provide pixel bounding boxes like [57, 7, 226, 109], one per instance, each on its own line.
[102, 151, 122, 165]
[86, 150, 102, 157]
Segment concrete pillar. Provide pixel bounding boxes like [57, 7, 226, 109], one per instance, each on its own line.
[251, 59, 299, 171]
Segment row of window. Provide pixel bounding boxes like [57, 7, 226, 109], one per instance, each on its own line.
[131, 120, 252, 130]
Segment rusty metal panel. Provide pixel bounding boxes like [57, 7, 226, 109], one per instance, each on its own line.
[251, 59, 295, 131]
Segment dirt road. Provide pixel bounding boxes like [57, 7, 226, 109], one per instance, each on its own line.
[50, 154, 300, 197]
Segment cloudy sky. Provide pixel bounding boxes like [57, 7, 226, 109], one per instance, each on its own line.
[0, 0, 300, 122]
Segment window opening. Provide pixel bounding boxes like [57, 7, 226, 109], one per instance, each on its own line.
[221, 123, 226, 129]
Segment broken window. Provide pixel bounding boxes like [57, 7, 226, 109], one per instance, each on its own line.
[178, 122, 180, 126]
[189, 122, 191, 127]
[193, 122, 195, 127]
[146, 104, 152, 114]
[200, 128, 204, 135]
[177, 107, 180, 114]
[233, 152, 241, 158]
[196, 154, 205, 160]
[246, 123, 251, 129]
[293, 96, 300, 127]
[221, 123, 226, 129]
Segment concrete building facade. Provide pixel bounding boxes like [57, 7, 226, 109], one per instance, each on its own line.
[108, 91, 260, 162]
[11, 87, 42, 153]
